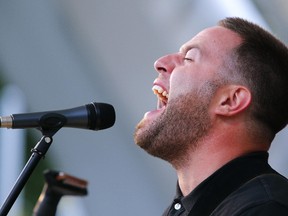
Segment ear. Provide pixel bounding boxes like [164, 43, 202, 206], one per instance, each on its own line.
[214, 85, 251, 117]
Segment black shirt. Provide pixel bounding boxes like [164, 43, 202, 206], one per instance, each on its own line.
[162, 152, 288, 216]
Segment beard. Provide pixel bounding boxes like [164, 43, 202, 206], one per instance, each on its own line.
[134, 81, 217, 167]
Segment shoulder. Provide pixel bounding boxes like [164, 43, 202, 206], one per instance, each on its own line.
[212, 174, 288, 216]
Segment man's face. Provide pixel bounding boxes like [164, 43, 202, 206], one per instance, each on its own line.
[134, 26, 242, 166]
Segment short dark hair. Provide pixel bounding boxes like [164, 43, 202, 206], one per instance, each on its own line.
[218, 17, 288, 136]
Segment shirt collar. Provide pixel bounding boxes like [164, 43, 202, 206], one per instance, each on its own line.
[173, 151, 272, 215]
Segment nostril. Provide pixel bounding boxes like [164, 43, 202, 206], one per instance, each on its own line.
[157, 66, 167, 73]
[154, 54, 175, 73]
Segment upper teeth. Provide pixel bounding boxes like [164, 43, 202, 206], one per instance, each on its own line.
[152, 85, 169, 99]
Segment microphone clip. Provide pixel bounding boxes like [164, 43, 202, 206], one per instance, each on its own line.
[38, 113, 66, 136]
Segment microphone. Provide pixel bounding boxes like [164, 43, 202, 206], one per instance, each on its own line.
[0, 102, 115, 131]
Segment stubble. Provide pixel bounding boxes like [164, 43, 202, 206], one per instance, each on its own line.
[134, 81, 217, 167]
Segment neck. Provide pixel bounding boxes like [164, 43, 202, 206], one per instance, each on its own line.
[173, 130, 269, 196]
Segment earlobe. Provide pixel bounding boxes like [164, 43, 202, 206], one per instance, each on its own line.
[214, 85, 251, 117]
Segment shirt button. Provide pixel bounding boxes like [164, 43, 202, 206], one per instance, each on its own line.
[174, 203, 182, 210]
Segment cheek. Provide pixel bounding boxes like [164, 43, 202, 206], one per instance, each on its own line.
[170, 71, 196, 97]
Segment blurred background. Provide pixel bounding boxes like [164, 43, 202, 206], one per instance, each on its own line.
[0, 0, 287, 215]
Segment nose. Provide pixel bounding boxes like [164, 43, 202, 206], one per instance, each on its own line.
[154, 53, 181, 74]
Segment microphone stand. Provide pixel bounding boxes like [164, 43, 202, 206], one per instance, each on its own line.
[0, 127, 60, 216]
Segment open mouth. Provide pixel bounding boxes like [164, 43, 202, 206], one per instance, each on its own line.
[152, 85, 169, 109]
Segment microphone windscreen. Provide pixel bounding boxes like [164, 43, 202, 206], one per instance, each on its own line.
[87, 103, 116, 130]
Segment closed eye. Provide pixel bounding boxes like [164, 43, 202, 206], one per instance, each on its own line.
[180, 46, 201, 62]
[184, 57, 193, 61]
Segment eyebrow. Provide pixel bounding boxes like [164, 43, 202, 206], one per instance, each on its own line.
[179, 45, 200, 54]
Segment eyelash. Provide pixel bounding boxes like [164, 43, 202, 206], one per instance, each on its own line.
[184, 58, 193, 61]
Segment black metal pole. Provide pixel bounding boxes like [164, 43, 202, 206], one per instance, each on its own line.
[0, 135, 53, 216]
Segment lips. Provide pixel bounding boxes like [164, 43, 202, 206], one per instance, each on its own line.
[141, 83, 169, 121]
[152, 84, 169, 109]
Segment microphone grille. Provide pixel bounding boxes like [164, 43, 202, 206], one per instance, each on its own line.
[87, 102, 116, 130]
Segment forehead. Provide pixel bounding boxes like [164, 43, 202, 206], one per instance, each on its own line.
[180, 26, 242, 55]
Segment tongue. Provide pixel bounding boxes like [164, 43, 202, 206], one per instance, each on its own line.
[157, 99, 167, 110]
